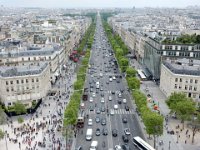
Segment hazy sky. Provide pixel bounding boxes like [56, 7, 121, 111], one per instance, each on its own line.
[0, 0, 199, 8]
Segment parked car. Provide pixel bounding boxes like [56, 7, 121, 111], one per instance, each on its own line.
[124, 128, 131, 135]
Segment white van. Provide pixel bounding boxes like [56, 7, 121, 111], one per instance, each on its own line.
[90, 141, 98, 150]
[86, 129, 93, 141]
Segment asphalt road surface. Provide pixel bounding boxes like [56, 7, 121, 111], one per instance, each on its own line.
[75, 13, 144, 150]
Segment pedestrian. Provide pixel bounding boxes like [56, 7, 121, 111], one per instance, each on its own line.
[185, 140, 187, 144]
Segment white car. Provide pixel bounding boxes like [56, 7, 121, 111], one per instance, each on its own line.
[109, 78, 113, 82]
[123, 99, 127, 104]
[124, 128, 131, 135]
[101, 98, 105, 103]
[110, 109, 114, 115]
[89, 97, 93, 102]
[108, 96, 112, 101]
[92, 92, 96, 97]
[114, 104, 118, 110]
[88, 119, 93, 126]
[100, 73, 103, 77]
[113, 76, 116, 80]
[115, 145, 122, 150]
[118, 93, 122, 98]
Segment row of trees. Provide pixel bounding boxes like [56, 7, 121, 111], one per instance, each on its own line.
[77, 21, 96, 53]
[102, 20, 129, 73]
[63, 20, 95, 127]
[166, 92, 200, 143]
[101, 13, 164, 145]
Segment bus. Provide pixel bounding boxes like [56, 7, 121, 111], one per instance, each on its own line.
[137, 69, 147, 81]
[133, 136, 155, 150]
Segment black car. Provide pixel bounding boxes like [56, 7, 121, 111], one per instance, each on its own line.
[102, 128, 108, 136]
[118, 99, 122, 104]
[121, 144, 130, 150]
[111, 91, 115, 94]
[125, 106, 130, 111]
[101, 118, 106, 125]
[112, 129, 118, 137]
[122, 116, 128, 123]
[122, 135, 129, 143]
[96, 128, 101, 136]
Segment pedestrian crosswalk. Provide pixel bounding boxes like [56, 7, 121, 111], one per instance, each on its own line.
[85, 109, 135, 115]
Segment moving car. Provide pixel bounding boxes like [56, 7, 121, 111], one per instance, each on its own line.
[102, 128, 108, 136]
[95, 128, 101, 136]
[112, 129, 118, 137]
[122, 135, 129, 143]
[114, 104, 119, 110]
[124, 128, 131, 135]
[88, 119, 93, 126]
[122, 116, 128, 123]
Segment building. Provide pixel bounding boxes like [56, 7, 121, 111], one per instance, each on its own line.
[144, 37, 200, 80]
[160, 58, 200, 102]
[0, 62, 51, 107]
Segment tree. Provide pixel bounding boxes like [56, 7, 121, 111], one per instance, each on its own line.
[143, 111, 163, 148]
[126, 67, 137, 77]
[17, 117, 24, 123]
[13, 101, 26, 115]
[0, 129, 4, 140]
[0, 106, 6, 125]
[119, 57, 129, 72]
[175, 100, 195, 129]
[127, 77, 140, 90]
[166, 92, 188, 109]
[73, 80, 84, 90]
[115, 48, 124, 58]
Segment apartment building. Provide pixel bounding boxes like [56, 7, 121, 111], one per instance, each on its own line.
[0, 62, 51, 107]
[160, 59, 200, 102]
[0, 45, 65, 83]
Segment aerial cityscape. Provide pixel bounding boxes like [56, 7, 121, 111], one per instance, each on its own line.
[0, 1, 200, 150]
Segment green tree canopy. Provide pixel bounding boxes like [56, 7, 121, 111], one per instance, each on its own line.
[0, 129, 4, 140]
[127, 77, 140, 90]
[126, 67, 137, 77]
[13, 101, 26, 115]
[119, 57, 129, 72]
[175, 100, 195, 128]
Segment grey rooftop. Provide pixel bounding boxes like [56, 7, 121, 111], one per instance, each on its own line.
[0, 45, 62, 58]
[0, 62, 48, 77]
[163, 58, 200, 76]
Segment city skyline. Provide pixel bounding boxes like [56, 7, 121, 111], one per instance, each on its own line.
[0, 0, 199, 8]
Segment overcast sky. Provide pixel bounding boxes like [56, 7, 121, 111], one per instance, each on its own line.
[0, 0, 199, 8]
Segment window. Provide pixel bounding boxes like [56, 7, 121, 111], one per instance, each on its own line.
[194, 87, 197, 91]
[6, 81, 8, 85]
[32, 79, 34, 82]
[6, 88, 9, 92]
[28, 57, 30, 61]
[189, 86, 192, 90]
[179, 86, 182, 89]
[180, 78, 182, 82]
[190, 79, 193, 83]
[175, 78, 178, 82]
[16, 80, 19, 84]
[195, 80, 198, 84]
[11, 87, 14, 91]
[185, 85, 188, 90]
[26, 79, 28, 83]
[174, 84, 177, 89]
[21, 80, 24, 84]
[185, 79, 188, 83]
[36, 78, 39, 82]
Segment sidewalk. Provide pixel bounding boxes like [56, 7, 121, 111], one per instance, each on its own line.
[131, 59, 200, 150]
[0, 61, 77, 150]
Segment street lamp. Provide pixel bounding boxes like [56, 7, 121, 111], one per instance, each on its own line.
[169, 141, 171, 150]
[176, 131, 179, 143]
